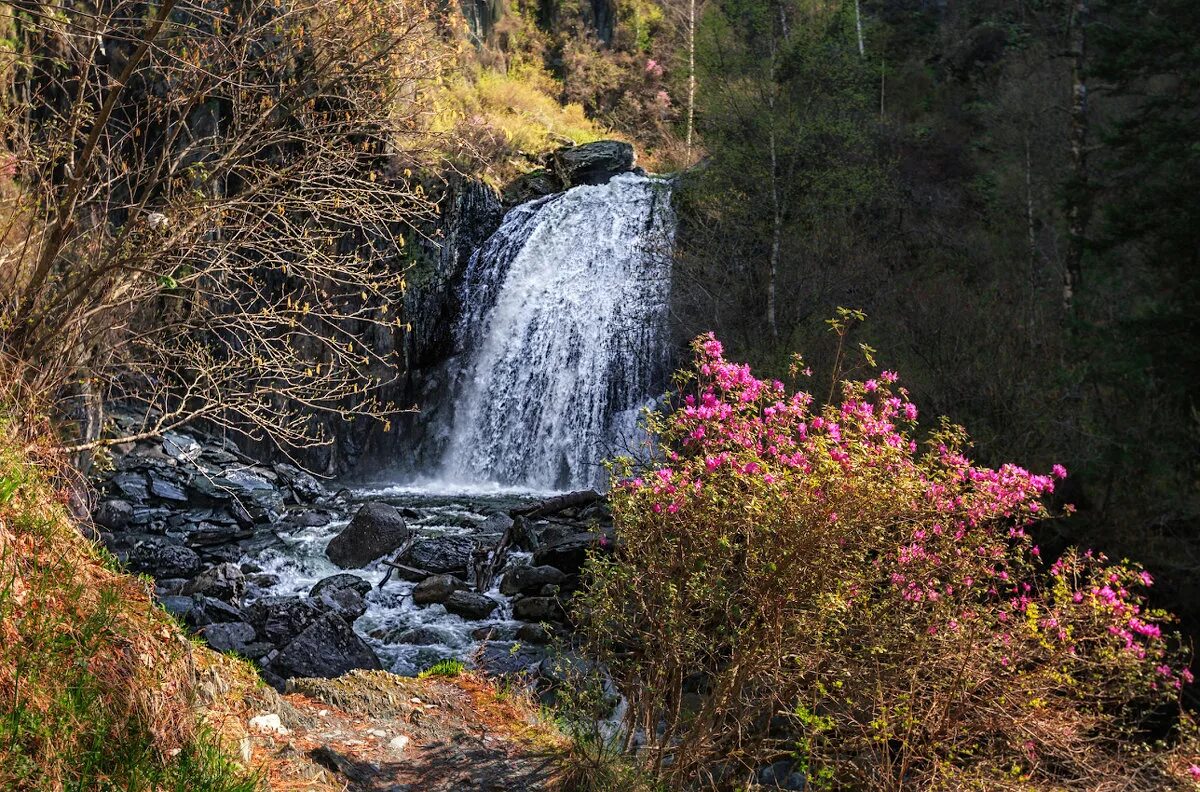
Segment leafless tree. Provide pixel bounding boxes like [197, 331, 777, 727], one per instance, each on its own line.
[0, 0, 446, 459]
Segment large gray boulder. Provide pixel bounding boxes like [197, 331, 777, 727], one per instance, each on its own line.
[266, 613, 382, 682]
[412, 574, 467, 605]
[179, 562, 246, 603]
[500, 565, 565, 596]
[325, 502, 410, 568]
[444, 590, 498, 620]
[552, 141, 635, 187]
[402, 535, 475, 574]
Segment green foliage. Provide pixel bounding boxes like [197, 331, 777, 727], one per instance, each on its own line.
[418, 658, 467, 678]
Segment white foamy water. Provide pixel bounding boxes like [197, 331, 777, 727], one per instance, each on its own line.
[440, 173, 675, 491]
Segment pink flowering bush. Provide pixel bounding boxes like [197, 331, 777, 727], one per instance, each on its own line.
[578, 332, 1196, 790]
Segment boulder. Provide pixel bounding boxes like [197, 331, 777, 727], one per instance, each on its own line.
[157, 594, 194, 620]
[532, 532, 608, 574]
[245, 596, 325, 646]
[148, 472, 188, 502]
[502, 169, 562, 205]
[552, 141, 635, 187]
[112, 472, 149, 501]
[444, 591, 497, 620]
[310, 573, 372, 600]
[182, 521, 252, 548]
[412, 574, 467, 605]
[266, 613, 382, 683]
[513, 596, 562, 622]
[515, 623, 552, 644]
[403, 535, 475, 574]
[272, 463, 325, 503]
[314, 587, 368, 623]
[478, 641, 546, 675]
[200, 621, 257, 655]
[479, 512, 514, 538]
[185, 596, 246, 627]
[124, 535, 201, 578]
[93, 499, 133, 530]
[325, 502, 410, 568]
[180, 562, 246, 603]
[500, 565, 565, 596]
[162, 431, 202, 461]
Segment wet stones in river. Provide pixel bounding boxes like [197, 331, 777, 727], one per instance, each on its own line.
[197, 621, 267, 658]
[264, 612, 382, 684]
[401, 535, 476, 574]
[411, 574, 467, 605]
[325, 502, 410, 568]
[512, 596, 565, 623]
[500, 564, 565, 596]
[179, 562, 246, 603]
[532, 531, 612, 575]
[245, 596, 326, 646]
[393, 625, 467, 647]
[443, 590, 498, 620]
[184, 595, 246, 627]
[271, 463, 326, 504]
[309, 574, 372, 623]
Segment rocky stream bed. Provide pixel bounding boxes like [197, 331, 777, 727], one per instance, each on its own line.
[90, 416, 615, 693]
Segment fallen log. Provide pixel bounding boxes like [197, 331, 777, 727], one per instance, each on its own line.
[512, 489, 603, 519]
[378, 537, 421, 588]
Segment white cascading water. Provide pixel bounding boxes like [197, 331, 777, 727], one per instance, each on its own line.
[440, 172, 675, 491]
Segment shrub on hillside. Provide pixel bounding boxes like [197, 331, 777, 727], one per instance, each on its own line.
[578, 329, 1198, 790]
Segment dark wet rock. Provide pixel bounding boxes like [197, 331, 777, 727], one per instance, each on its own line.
[127, 504, 172, 529]
[500, 565, 565, 596]
[552, 141, 635, 187]
[182, 520, 251, 548]
[245, 596, 324, 646]
[287, 509, 332, 528]
[112, 472, 149, 501]
[93, 499, 132, 530]
[402, 535, 475, 574]
[314, 587, 368, 623]
[412, 574, 467, 605]
[122, 535, 201, 578]
[502, 169, 561, 205]
[533, 532, 609, 574]
[245, 573, 281, 592]
[515, 623, 552, 644]
[479, 512, 514, 537]
[179, 562, 246, 603]
[157, 594, 195, 620]
[199, 621, 256, 654]
[478, 641, 546, 675]
[511, 515, 539, 551]
[512, 596, 563, 622]
[162, 431, 203, 462]
[272, 463, 325, 503]
[444, 591, 498, 620]
[326, 502, 410, 568]
[185, 596, 246, 627]
[757, 760, 806, 790]
[149, 474, 188, 502]
[266, 613, 382, 684]
[310, 573, 372, 600]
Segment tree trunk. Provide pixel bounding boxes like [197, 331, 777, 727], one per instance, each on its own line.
[1064, 0, 1090, 312]
[854, 0, 865, 56]
[686, 0, 696, 157]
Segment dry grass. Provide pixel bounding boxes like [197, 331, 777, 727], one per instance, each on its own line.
[0, 412, 259, 791]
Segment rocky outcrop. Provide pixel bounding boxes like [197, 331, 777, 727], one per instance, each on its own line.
[552, 141, 636, 187]
[325, 502, 410, 568]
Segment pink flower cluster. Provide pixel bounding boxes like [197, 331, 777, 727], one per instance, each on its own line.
[622, 334, 1191, 693]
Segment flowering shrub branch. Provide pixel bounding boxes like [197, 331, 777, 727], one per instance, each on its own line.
[578, 331, 1196, 790]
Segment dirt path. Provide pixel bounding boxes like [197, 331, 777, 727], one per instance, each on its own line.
[205, 668, 566, 791]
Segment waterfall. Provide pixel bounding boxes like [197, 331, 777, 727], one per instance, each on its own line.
[440, 172, 675, 491]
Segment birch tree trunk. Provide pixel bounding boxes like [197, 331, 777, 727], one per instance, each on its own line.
[686, 0, 696, 156]
[855, 0, 865, 56]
